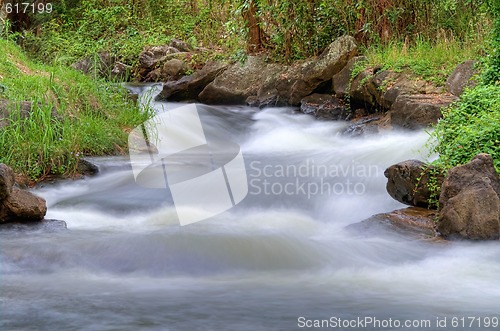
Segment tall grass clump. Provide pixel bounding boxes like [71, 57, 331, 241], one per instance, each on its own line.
[0, 39, 150, 180]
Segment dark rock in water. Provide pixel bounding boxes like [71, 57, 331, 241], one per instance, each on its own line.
[127, 92, 139, 105]
[0, 218, 67, 232]
[388, 94, 458, 129]
[347, 207, 438, 240]
[437, 154, 500, 240]
[300, 94, 350, 120]
[156, 62, 228, 102]
[77, 159, 99, 177]
[0, 163, 47, 223]
[342, 116, 379, 137]
[446, 60, 478, 96]
[384, 160, 444, 208]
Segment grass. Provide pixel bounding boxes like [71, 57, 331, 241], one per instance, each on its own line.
[362, 35, 487, 86]
[0, 38, 151, 181]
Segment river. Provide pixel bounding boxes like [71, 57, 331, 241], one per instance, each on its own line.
[1, 85, 499, 330]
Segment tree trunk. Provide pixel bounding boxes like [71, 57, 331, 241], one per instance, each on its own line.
[242, 0, 264, 54]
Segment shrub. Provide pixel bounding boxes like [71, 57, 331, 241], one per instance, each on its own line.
[429, 85, 500, 172]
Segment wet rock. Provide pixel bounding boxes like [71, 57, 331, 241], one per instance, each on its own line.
[388, 94, 458, 129]
[1, 187, 47, 223]
[342, 116, 380, 137]
[384, 160, 444, 208]
[0, 163, 47, 223]
[446, 60, 478, 96]
[77, 159, 99, 177]
[156, 62, 228, 102]
[300, 94, 350, 120]
[437, 154, 500, 240]
[347, 207, 437, 240]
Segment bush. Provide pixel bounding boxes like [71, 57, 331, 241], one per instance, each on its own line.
[430, 85, 500, 172]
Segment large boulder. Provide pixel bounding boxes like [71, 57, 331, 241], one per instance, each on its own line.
[200, 35, 358, 106]
[388, 94, 458, 129]
[437, 154, 500, 240]
[279, 35, 358, 105]
[156, 62, 228, 101]
[199, 56, 284, 105]
[0, 164, 47, 223]
[384, 160, 444, 208]
[1, 100, 59, 129]
[446, 60, 478, 96]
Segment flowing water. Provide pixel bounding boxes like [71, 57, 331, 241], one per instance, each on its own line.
[1, 85, 499, 330]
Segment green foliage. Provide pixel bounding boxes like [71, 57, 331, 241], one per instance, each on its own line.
[13, 0, 492, 66]
[0, 39, 150, 180]
[21, 0, 243, 68]
[429, 85, 500, 172]
[364, 37, 485, 86]
[429, 2, 500, 176]
[241, 0, 489, 61]
[482, 0, 500, 85]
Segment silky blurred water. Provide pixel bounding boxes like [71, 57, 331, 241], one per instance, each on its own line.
[1, 86, 499, 331]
